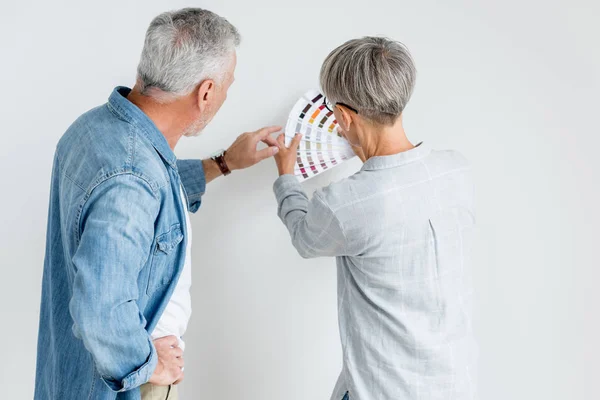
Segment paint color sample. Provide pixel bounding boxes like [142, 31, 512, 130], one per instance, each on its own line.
[284, 89, 356, 181]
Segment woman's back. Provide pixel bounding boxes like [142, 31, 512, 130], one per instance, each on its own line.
[318, 144, 477, 399]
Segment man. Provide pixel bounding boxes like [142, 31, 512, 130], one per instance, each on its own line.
[273, 37, 477, 399]
[35, 8, 280, 400]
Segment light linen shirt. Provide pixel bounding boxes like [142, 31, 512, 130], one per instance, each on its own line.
[151, 185, 193, 350]
[274, 143, 477, 400]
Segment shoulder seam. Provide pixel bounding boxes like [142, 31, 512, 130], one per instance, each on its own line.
[329, 166, 470, 213]
[55, 151, 86, 193]
[86, 169, 160, 197]
[74, 170, 160, 247]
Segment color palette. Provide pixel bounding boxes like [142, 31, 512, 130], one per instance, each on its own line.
[285, 90, 356, 181]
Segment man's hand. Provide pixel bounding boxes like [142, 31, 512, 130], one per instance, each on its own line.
[274, 133, 303, 176]
[148, 336, 184, 386]
[225, 126, 282, 171]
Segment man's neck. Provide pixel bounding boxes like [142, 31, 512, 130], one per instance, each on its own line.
[127, 88, 194, 150]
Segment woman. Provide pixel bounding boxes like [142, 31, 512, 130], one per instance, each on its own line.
[274, 37, 477, 400]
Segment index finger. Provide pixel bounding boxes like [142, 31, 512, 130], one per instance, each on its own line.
[253, 126, 282, 141]
[261, 134, 279, 148]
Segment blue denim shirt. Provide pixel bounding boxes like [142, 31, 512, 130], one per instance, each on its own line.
[35, 87, 206, 399]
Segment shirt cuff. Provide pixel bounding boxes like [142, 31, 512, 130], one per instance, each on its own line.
[177, 159, 206, 213]
[101, 340, 158, 392]
[273, 174, 301, 200]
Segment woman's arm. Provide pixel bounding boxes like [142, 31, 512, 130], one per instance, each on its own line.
[274, 175, 347, 258]
[272, 133, 347, 258]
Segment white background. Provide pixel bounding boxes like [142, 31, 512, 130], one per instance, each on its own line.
[0, 0, 598, 399]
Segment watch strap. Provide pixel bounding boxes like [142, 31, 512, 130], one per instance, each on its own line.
[212, 151, 231, 176]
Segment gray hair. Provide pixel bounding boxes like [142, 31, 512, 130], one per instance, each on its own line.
[137, 8, 240, 102]
[320, 37, 416, 125]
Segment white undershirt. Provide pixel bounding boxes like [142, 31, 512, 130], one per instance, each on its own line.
[150, 186, 192, 350]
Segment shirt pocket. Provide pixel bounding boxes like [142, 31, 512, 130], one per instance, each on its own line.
[147, 223, 184, 295]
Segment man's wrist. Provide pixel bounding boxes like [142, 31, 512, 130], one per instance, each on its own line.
[149, 361, 163, 384]
[223, 151, 238, 171]
[211, 150, 232, 175]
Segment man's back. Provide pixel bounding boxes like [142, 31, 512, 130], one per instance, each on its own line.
[52, 101, 170, 253]
[320, 144, 477, 399]
[36, 88, 197, 399]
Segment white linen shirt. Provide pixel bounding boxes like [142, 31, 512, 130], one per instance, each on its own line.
[274, 143, 477, 400]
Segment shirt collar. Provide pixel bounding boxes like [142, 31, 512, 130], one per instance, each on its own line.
[360, 142, 431, 171]
[107, 86, 177, 168]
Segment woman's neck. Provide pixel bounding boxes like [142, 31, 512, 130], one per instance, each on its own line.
[359, 118, 414, 160]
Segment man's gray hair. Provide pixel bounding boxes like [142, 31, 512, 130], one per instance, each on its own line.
[320, 37, 416, 125]
[137, 8, 240, 102]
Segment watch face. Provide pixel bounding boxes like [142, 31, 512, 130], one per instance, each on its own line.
[210, 149, 226, 159]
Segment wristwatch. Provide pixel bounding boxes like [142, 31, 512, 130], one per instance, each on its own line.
[210, 149, 231, 176]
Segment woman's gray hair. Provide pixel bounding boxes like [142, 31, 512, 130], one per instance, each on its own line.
[136, 8, 240, 102]
[320, 37, 416, 125]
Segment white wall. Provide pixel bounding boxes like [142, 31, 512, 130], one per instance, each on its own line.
[0, 0, 598, 399]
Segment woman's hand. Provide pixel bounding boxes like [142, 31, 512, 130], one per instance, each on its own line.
[274, 133, 303, 176]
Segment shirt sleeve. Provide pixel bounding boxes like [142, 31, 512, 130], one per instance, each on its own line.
[69, 173, 159, 392]
[176, 159, 206, 213]
[273, 174, 347, 258]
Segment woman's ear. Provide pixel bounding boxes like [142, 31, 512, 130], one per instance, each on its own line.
[196, 79, 215, 113]
[337, 106, 353, 132]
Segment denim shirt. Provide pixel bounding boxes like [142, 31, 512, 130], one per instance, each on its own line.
[35, 87, 206, 399]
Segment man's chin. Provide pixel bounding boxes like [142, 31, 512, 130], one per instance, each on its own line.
[183, 129, 203, 138]
[183, 118, 212, 138]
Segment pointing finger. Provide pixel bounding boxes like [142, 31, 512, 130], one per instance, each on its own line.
[253, 126, 283, 141]
[256, 146, 279, 162]
[261, 134, 279, 148]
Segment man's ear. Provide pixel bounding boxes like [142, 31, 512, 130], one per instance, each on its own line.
[196, 79, 215, 113]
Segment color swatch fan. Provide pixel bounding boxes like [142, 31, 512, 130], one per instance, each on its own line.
[285, 90, 356, 181]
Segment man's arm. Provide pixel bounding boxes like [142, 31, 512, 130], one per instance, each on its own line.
[202, 158, 224, 183]
[178, 126, 282, 212]
[70, 173, 182, 392]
